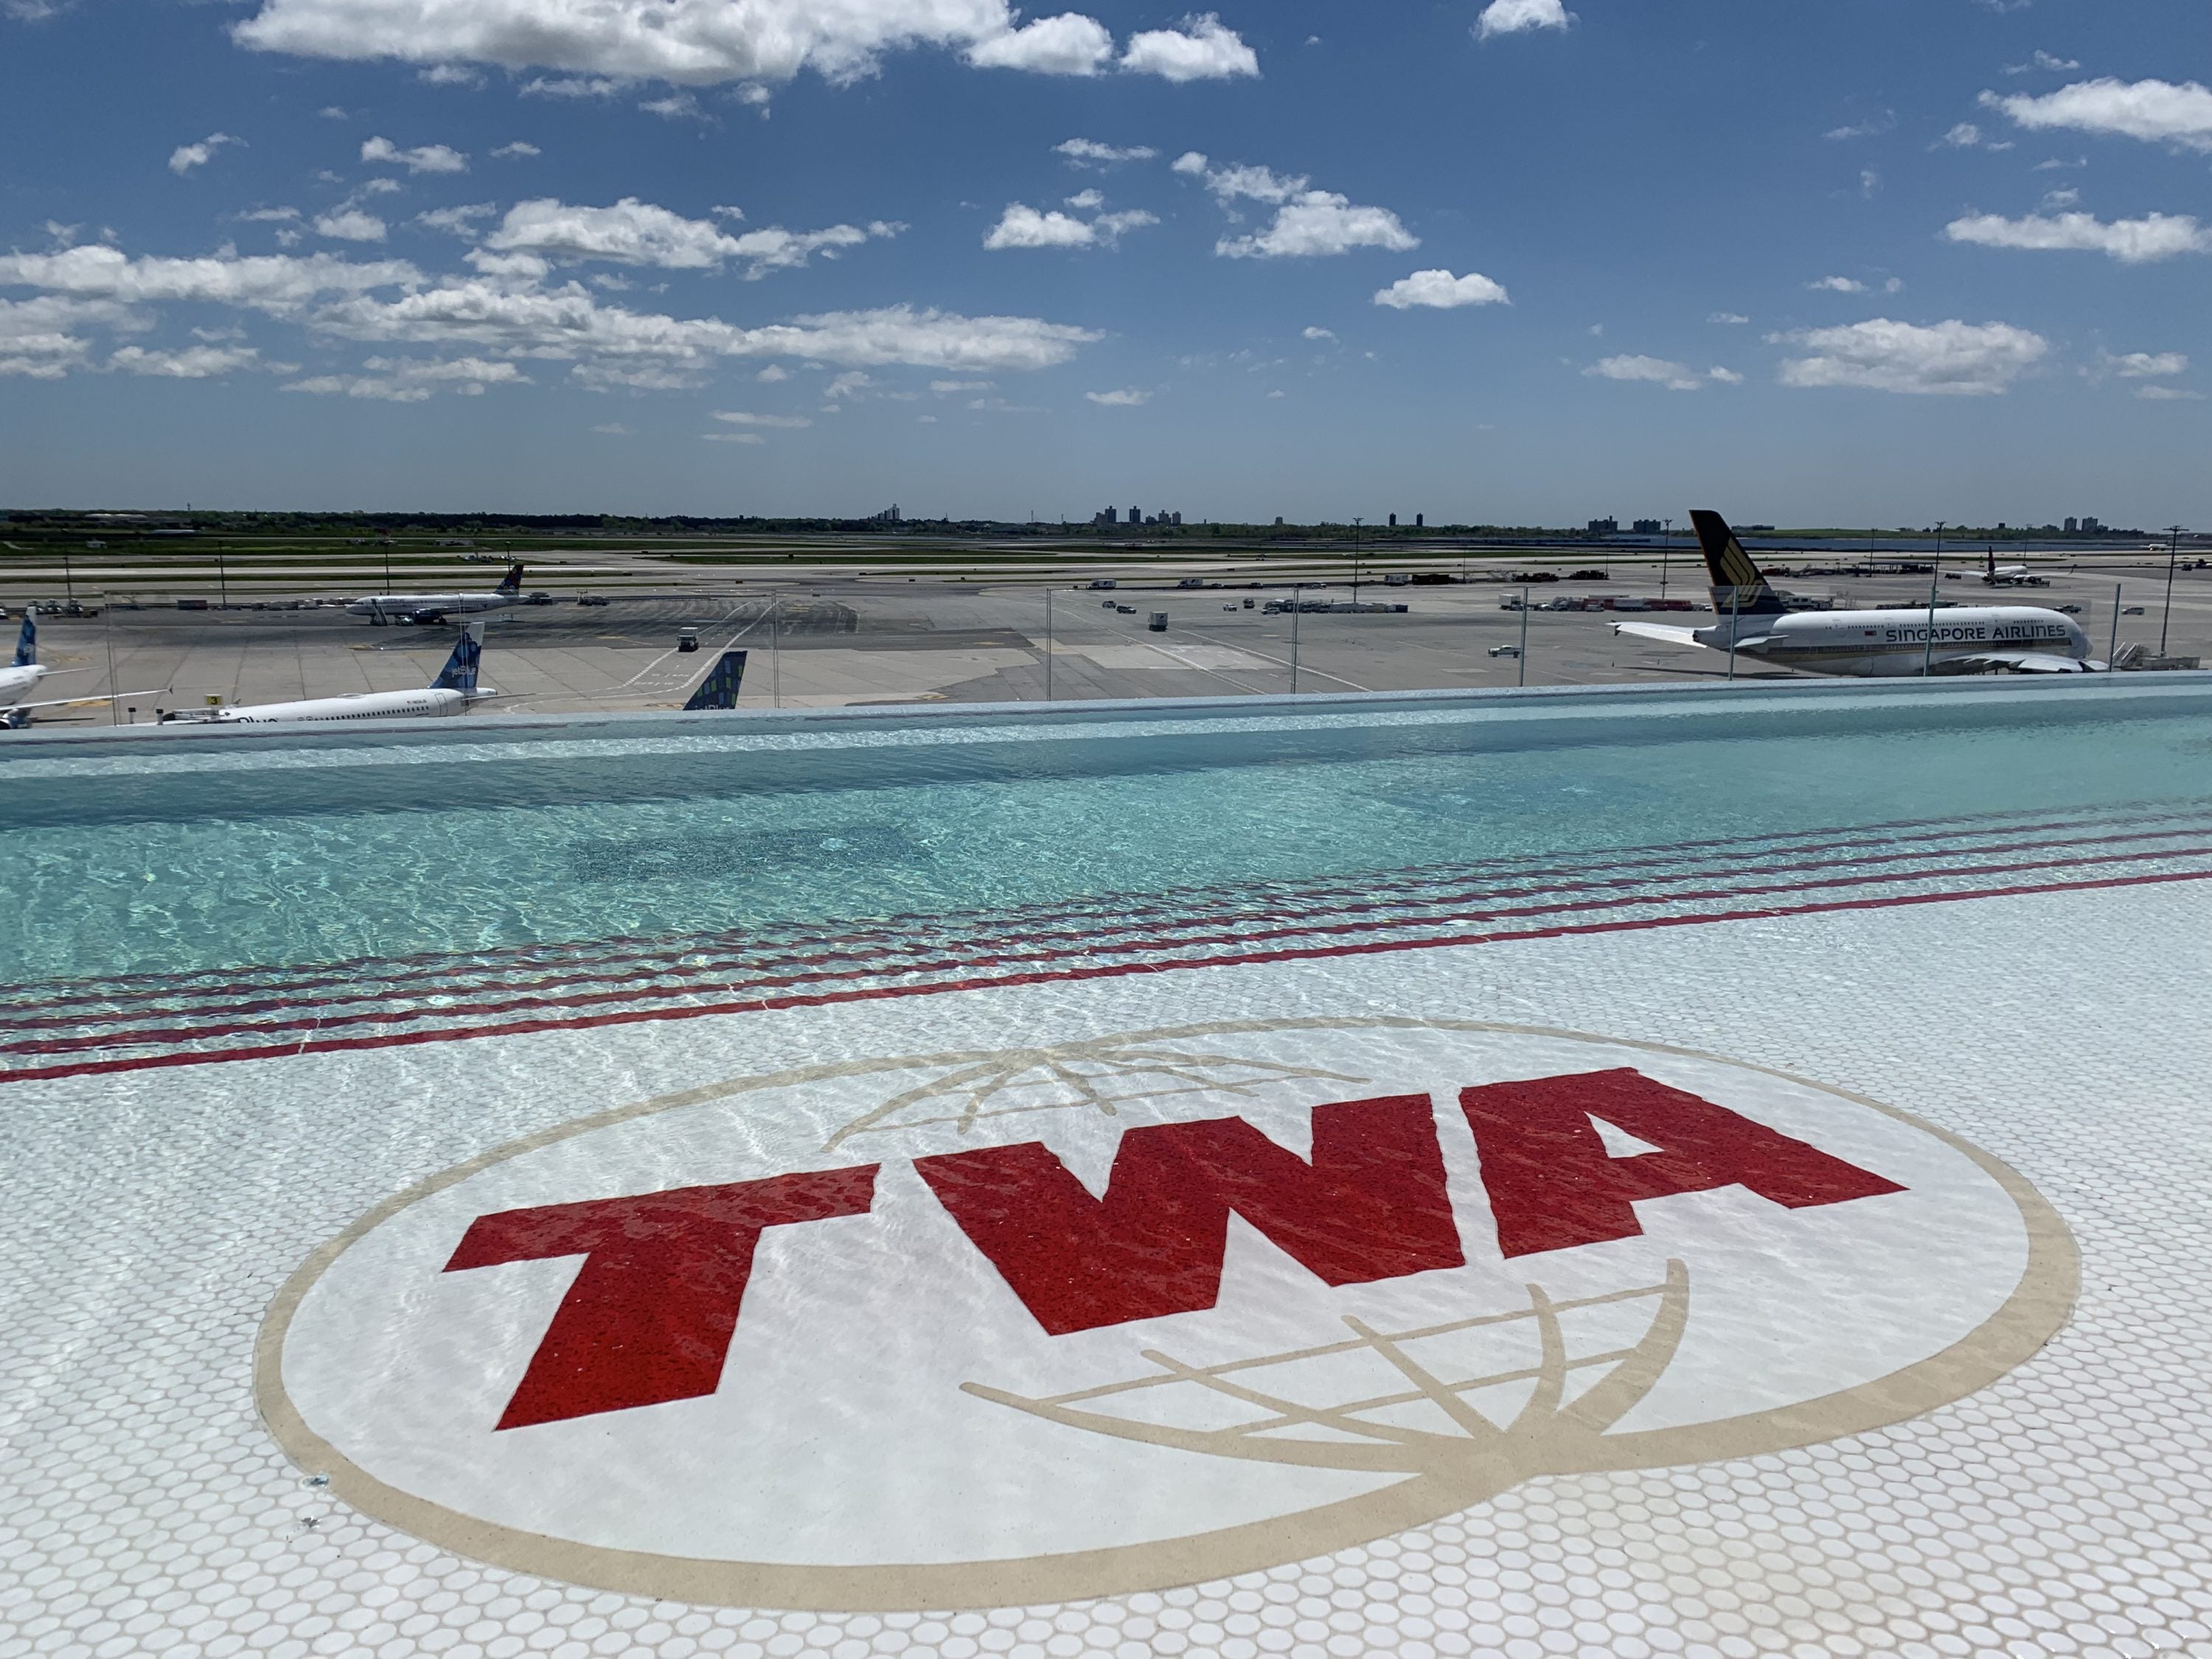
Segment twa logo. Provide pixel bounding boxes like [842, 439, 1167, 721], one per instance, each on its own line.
[261, 1020, 2075, 1612]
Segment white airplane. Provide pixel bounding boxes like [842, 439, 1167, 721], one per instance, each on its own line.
[161, 622, 494, 723]
[1614, 510, 2098, 677]
[347, 562, 527, 625]
[1981, 553, 2047, 587]
[1, 610, 167, 728]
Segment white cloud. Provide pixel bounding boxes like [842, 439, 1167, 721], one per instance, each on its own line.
[2004, 50, 2080, 75]
[361, 136, 468, 173]
[1065, 188, 1104, 209]
[492, 140, 540, 159]
[521, 76, 622, 97]
[1808, 275, 1868, 292]
[968, 13, 1113, 74]
[1708, 311, 1750, 324]
[1218, 193, 1417, 257]
[1119, 13, 1257, 81]
[984, 204, 1093, 248]
[929, 378, 990, 392]
[418, 63, 482, 85]
[0, 296, 142, 380]
[1372, 268, 1509, 309]
[2137, 385, 2205, 401]
[237, 206, 302, 223]
[415, 203, 497, 236]
[1934, 122, 2012, 151]
[1585, 355, 1704, 392]
[703, 430, 766, 443]
[592, 421, 632, 434]
[486, 197, 895, 274]
[169, 133, 243, 175]
[1982, 78, 2212, 152]
[1085, 387, 1149, 406]
[108, 344, 266, 378]
[0, 246, 420, 311]
[282, 355, 526, 400]
[237, 0, 1129, 88]
[1056, 137, 1156, 167]
[1773, 318, 2048, 396]
[317, 282, 1101, 382]
[1943, 210, 2211, 262]
[314, 208, 389, 242]
[756, 364, 790, 381]
[2105, 351, 2188, 378]
[1475, 0, 1571, 39]
[1176, 153, 1416, 259]
[712, 408, 811, 427]
[1825, 111, 1896, 140]
[1302, 325, 1335, 341]
[825, 371, 872, 397]
[982, 202, 1153, 250]
[639, 92, 705, 119]
[1707, 366, 1743, 383]
[1175, 153, 1303, 202]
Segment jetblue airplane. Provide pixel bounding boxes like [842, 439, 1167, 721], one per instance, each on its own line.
[1614, 510, 2096, 676]
[162, 623, 494, 723]
[346, 562, 527, 625]
[1, 611, 165, 727]
[681, 650, 748, 710]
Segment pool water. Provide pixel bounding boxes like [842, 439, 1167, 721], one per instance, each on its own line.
[5, 681, 2212, 985]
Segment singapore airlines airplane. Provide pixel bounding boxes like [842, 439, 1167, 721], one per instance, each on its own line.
[1, 611, 166, 728]
[162, 623, 494, 723]
[1614, 510, 2097, 677]
[346, 561, 528, 625]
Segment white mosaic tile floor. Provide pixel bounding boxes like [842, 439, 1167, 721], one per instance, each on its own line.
[5, 880, 2211, 1659]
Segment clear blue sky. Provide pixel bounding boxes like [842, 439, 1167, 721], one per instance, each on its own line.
[1, 0, 2205, 525]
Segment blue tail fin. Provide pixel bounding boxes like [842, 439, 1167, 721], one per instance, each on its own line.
[431, 622, 483, 693]
[496, 562, 525, 596]
[682, 650, 748, 710]
[12, 610, 34, 668]
[1689, 510, 1789, 617]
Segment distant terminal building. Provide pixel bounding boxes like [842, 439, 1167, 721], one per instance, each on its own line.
[1588, 517, 1618, 535]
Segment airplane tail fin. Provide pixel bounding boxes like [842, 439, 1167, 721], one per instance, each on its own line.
[12, 610, 32, 668]
[1689, 510, 1788, 617]
[431, 621, 484, 693]
[496, 562, 525, 597]
[682, 650, 748, 710]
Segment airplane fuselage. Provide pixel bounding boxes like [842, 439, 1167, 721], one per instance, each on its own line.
[1700, 605, 2090, 677]
[344, 593, 518, 622]
[0, 663, 50, 704]
[162, 689, 470, 724]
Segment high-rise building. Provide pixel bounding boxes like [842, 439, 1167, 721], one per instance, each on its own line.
[1388, 513, 1397, 528]
[1130, 505, 1142, 526]
[1415, 513, 1424, 529]
[1588, 518, 1618, 535]
[2065, 518, 2078, 533]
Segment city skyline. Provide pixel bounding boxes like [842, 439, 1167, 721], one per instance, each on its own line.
[2, 0, 2208, 525]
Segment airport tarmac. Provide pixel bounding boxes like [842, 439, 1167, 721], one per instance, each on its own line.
[13, 560, 2212, 722]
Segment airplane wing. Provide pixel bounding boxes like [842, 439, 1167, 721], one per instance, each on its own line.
[1611, 621, 1704, 647]
[4, 687, 170, 712]
[1950, 652, 2093, 674]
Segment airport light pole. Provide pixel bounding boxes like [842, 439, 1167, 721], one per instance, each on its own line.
[1290, 585, 1301, 694]
[2110, 583, 2122, 670]
[1352, 518, 1363, 603]
[1517, 588, 1528, 686]
[1044, 587, 1053, 703]
[2160, 525, 2186, 656]
[1660, 518, 1672, 602]
[1922, 523, 1946, 678]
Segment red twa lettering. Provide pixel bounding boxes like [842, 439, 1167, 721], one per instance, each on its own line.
[1458, 1068, 1903, 1259]
[444, 1166, 878, 1430]
[914, 1094, 1461, 1336]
